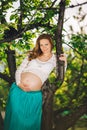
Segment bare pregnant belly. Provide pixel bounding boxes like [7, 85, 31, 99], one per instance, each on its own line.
[21, 72, 42, 91]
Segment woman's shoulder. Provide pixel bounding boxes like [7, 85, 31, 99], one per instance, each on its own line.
[52, 53, 56, 59]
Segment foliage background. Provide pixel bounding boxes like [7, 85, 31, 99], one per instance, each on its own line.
[0, 0, 87, 130]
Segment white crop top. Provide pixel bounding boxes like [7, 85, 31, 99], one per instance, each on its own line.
[15, 54, 56, 85]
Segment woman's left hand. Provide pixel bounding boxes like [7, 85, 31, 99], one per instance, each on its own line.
[59, 54, 67, 66]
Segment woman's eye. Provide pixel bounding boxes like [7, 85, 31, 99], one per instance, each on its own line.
[40, 43, 48, 47]
[45, 44, 48, 46]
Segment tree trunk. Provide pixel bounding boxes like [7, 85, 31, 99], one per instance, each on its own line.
[41, 82, 54, 130]
[71, 125, 75, 130]
[55, 0, 66, 81]
[53, 104, 87, 130]
[5, 48, 16, 84]
[41, 0, 66, 130]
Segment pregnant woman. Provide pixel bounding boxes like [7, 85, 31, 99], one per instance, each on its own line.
[4, 34, 67, 130]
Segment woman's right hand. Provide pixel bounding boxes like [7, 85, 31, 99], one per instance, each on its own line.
[18, 83, 31, 92]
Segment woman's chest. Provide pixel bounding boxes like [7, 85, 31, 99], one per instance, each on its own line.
[27, 59, 54, 71]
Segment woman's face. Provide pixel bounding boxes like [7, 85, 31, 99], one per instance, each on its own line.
[39, 39, 52, 54]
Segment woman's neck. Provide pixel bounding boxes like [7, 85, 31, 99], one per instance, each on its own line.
[38, 52, 53, 62]
[42, 52, 52, 57]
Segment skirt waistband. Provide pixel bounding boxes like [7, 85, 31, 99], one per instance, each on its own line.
[26, 90, 41, 93]
[12, 82, 42, 93]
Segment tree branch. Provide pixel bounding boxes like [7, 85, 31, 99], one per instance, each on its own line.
[69, 2, 87, 8]
[50, 0, 58, 8]
[37, 2, 87, 10]
[17, 0, 23, 32]
[0, 22, 52, 44]
[0, 0, 7, 24]
[64, 42, 87, 59]
[54, 104, 87, 130]
[0, 72, 11, 83]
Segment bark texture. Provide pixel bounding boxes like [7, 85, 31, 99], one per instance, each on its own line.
[41, 0, 66, 130]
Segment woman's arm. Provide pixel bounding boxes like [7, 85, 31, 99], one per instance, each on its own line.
[15, 56, 29, 86]
[59, 54, 67, 71]
[54, 53, 67, 71]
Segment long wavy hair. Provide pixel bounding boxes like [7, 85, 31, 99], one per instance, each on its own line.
[28, 34, 54, 60]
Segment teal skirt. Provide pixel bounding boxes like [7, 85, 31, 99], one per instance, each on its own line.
[4, 82, 42, 130]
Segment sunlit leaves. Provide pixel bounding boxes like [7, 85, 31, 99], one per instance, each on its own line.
[48, 71, 56, 83]
[54, 34, 87, 111]
[0, 79, 10, 111]
[65, 0, 71, 6]
[69, 34, 87, 58]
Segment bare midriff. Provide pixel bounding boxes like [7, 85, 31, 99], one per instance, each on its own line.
[20, 72, 42, 91]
